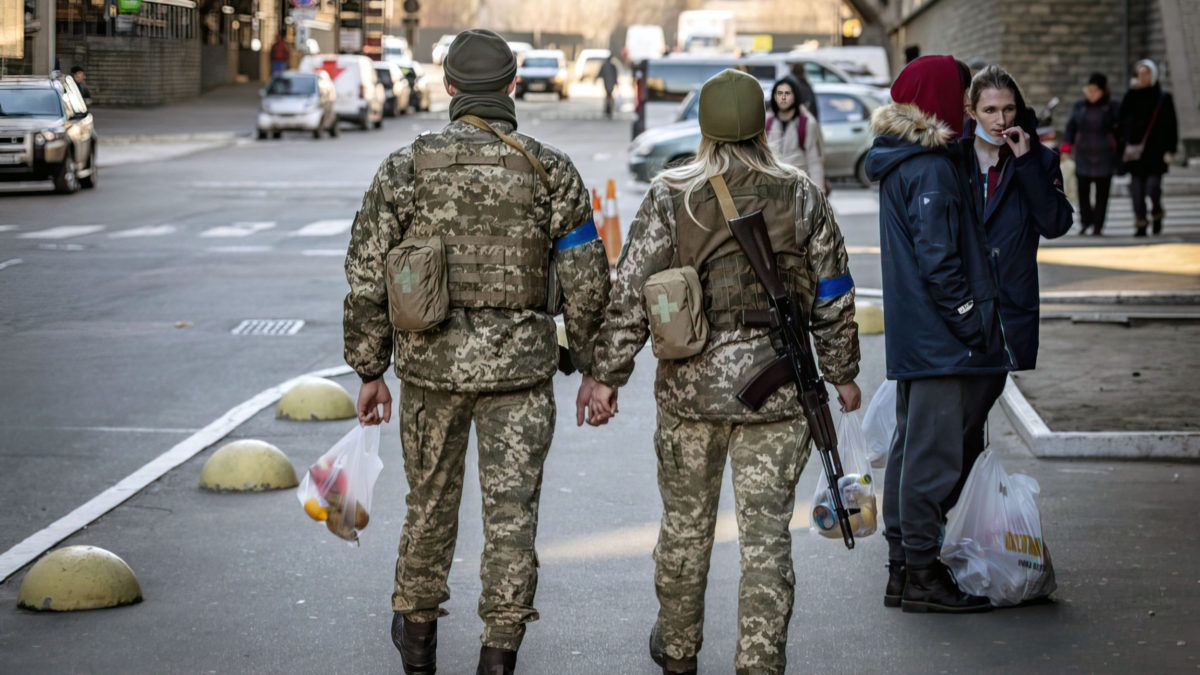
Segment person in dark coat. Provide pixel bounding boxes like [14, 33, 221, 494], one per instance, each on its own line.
[1063, 72, 1121, 235]
[1118, 59, 1179, 236]
[597, 55, 619, 118]
[865, 55, 1012, 615]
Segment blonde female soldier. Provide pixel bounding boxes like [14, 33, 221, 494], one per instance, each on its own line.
[582, 69, 862, 675]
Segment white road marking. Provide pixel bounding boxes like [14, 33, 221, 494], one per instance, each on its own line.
[17, 225, 105, 239]
[0, 258, 23, 270]
[190, 181, 362, 190]
[831, 194, 880, 216]
[199, 221, 275, 237]
[292, 219, 352, 237]
[0, 364, 354, 582]
[110, 225, 178, 238]
[2, 425, 198, 434]
[207, 245, 273, 253]
[301, 249, 347, 257]
[0, 225, 19, 233]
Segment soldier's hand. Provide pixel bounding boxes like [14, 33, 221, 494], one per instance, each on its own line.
[576, 374, 599, 427]
[833, 381, 862, 413]
[357, 379, 393, 426]
[588, 382, 618, 426]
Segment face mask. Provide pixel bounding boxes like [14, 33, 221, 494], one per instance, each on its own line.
[975, 124, 1005, 146]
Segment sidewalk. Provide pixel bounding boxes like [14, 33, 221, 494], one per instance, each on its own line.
[91, 83, 262, 142]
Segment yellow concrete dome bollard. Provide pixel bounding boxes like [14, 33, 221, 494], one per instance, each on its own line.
[856, 300, 885, 335]
[198, 439, 298, 492]
[275, 377, 356, 421]
[17, 546, 142, 611]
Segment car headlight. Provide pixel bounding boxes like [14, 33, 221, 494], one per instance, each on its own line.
[630, 137, 656, 158]
[40, 128, 65, 143]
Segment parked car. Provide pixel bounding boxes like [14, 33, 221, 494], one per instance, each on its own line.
[257, 70, 338, 139]
[574, 49, 611, 81]
[395, 60, 432, 112]
[515, 49, 569, 99]
[373, 62, 411, 118]
[507, 42, 534, 62]
[382, 35, 412, 63]
[0, 74, 97, 194]
[299, 54, 385, 130]
[431, 34, 456, 66]
[628, 82, 886, 186]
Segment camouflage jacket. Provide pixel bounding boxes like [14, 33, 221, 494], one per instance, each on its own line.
[344, 118, 610, 392]
[591, 163, 860, 423]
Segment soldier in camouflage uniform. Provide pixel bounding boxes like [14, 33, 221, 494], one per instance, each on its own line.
[587, 70, 862, 675]
[343, 29, 611, 675]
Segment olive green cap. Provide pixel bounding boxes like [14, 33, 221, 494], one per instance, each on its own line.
[443, 29, 517, 92]
[698, 69, 766, 142]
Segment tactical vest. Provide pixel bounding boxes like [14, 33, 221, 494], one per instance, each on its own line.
[408, 130, 551, 311]
[672, 176, 814, 331]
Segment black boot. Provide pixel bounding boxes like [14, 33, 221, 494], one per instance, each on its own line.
[1134, 218, 1148, 237]
[391, 612, 437, 675]
[1152, 209, 1164, 234]
[884, 560, 906, 608]
[901, 560, 992, 614]
[476, 646, 517, 675]
[649, 623, 698, 675]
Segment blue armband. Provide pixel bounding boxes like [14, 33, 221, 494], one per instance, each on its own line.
[816, 272, 854, 300]
[554, 219, 599, 251]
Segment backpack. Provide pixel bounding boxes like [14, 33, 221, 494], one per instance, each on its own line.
[767, 113, 807, 149]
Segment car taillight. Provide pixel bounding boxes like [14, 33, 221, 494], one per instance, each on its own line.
[635, 78, 644, 113]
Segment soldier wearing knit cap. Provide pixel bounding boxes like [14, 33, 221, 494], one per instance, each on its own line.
[344, 25, 610, 675]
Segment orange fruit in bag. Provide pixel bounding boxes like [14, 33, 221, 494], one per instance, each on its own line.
[303, 497, 328, 522]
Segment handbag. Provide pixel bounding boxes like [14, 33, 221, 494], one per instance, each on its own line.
[1122, 93, 1163, 163]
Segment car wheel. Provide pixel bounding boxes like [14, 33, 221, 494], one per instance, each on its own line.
[313, 128, 322, 140]
[359, 111, 370, 130]
[80, 142, 97, 189]
[855, 156, 870, 188]
[329, 120, 340, 138]
[272, 131, 282, 139]
[257, 129, 268, 140]
[373, 116, 383, 129]
[53, 152, 80, 194]
[665, 154, 694, 169]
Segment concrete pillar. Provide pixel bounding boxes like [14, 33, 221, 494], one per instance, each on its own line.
[30, 0, 55, 74]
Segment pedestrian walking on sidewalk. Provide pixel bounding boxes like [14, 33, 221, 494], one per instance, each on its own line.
[598, 55, 619, 118]
[343, 29, 611, 675]
[864, 55, 1011, 615]
[1118, 59, 1179, 236]
[951, 63, 1070, 499]
[1063, 72, 1121, 235]
[270, 35, 289, 77]
[70, 66, 92, 106]
[766, 76, 825, 192]
[584, 68, 862, 675]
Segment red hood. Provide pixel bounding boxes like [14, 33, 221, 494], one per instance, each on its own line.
[890, 55, 964, 137]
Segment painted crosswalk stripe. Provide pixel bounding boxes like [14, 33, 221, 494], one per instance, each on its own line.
[17, 225, 105, 239]
[110, 225, 179, 238]
[301, 249, 347, 257]
[199, 221, 275, 238]
[0, 258, 22, 271]
[0, 225, 19, 233]
[292, 219, 352, 237]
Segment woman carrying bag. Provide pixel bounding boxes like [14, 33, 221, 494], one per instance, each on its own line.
[1118, 59, 1179, 236]
[583, 69, 861, 675]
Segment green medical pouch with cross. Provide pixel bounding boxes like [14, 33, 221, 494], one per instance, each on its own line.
[641, 265, 708, 360]
[385, 236, 449, 332]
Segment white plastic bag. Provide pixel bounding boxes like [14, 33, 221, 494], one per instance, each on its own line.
[297, 424, 384, 543]
[810, 410, 878, 539]
[861, 379, 897, 469]
[941, 449, 1056, 606]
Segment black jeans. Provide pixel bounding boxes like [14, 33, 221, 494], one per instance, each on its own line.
[1077, 174, 1112, 231]
[883, 373, 1008, 565]
[1129, 173, 1164, 221]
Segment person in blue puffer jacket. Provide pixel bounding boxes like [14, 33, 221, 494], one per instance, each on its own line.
[864, 55, 1013, 615]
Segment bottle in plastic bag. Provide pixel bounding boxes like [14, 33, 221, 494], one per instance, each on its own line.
[297, 424, 384, 543]
[811, 410, 878, 539]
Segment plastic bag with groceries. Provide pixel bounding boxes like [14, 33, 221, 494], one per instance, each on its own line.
[860, 379, 897, 469]
[297, 424, 383, 543]
[941, 449, 1056, 606]
[810, 410, 878, 539]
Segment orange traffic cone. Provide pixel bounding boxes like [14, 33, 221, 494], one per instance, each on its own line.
[592, 188, 602, 220]
[600, 178, 622, 266]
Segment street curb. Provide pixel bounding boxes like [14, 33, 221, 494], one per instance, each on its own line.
[857, 287, 1200, 305]
[999, 377, 1200, 460]
[101, 131, 247, 146]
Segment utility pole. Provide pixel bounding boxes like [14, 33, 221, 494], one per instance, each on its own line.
[402, 0, 418, 57]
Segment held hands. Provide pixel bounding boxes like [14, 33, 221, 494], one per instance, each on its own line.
[574, 375, 618, 427]
[1002, 127, 1031, 158]
[356, 379, 393, 426]
[833, 381, 862, 413]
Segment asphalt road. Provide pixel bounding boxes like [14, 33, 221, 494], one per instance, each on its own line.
[0, 92, 1196, 674]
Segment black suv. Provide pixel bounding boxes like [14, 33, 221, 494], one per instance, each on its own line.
[0, 75, 98, 193]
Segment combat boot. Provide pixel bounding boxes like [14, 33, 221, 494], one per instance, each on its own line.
[649, 623, 698, 675]
[476, 646, 517, 675]
[884, 560, 906, 608]
[1134, 218, 1149, 237]
[901, 560, 992, 614]
[1152, 209, 1165, 235]
[391, 612, 437, 675]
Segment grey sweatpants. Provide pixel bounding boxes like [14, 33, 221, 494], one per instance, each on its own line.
[882, 373, 1008, 565]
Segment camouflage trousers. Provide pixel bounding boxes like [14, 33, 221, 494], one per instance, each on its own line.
[653, 406, 811, 675]
[392, 378, 555, 652]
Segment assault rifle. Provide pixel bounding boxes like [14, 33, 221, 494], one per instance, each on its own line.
[726, 208, 856, 550]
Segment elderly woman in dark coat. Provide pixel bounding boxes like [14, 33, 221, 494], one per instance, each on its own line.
[1063, 72, 1121, 235]
[1118, 59, 1179, 236]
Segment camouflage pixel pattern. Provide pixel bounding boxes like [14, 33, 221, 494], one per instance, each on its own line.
[344, 118, 610, 390]
[652, 405, 811, 674]
[591, 165, 860, 423]
[392, 379, 555, 651]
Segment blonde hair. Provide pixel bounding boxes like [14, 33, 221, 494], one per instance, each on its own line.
[656, 133, 803, 229]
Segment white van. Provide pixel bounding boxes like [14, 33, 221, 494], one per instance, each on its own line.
[624, 25, 667, 65]
[299, 54, 386, 130]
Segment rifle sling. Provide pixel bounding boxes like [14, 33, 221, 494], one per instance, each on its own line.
[708, 175, 740, 222]
[459, 114, 552, 186]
